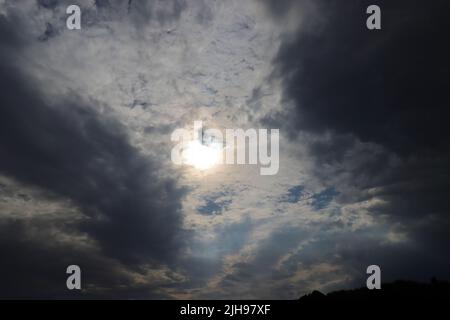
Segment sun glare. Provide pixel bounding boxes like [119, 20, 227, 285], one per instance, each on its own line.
[183, 140, 222, 170]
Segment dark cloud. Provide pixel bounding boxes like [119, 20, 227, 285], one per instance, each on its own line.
[270, 0, 450, 154]
[0, 12, 186, 297]
[0, 217, 172, 299]
[0, 62, 185, 265]
[266, 0, 450, 283]
[0, 9, 28, 48]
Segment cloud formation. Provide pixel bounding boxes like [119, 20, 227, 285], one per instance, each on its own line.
[0, 6, 186, 297]
[0, 0, 449, 299]
[264, 0, 450, 286]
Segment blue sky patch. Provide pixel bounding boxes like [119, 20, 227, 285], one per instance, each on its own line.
[280, 185, 305, 203]
[311, 187, 339, 211]
[197, 191, 233, 215]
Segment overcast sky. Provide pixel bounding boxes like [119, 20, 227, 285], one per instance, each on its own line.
[0, 0, 449, 299]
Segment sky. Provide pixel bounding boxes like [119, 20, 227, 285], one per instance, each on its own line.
[0, 0, 449, 299]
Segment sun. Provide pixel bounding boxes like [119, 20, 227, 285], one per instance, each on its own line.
[183, 140, 222, 170]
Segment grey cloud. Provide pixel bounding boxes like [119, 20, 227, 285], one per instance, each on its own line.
[2, 0, 449, 299]
[37, 0, 59, 9]
[33, 0, 193, 38]
[0, 62, 185, 265]
[0, 11, 187, 297]
[270, 0, 450, 154]
[0, 216, 174, 299]
[266, 0, 450, 284]
[127, 0, 187, 25]
[211, 218, 450, 299]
